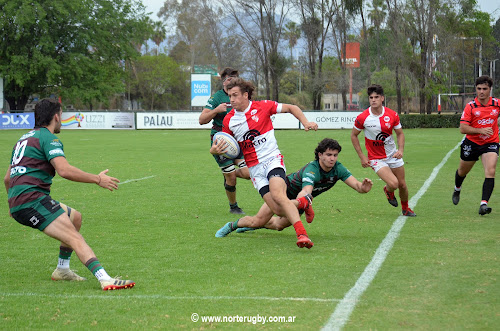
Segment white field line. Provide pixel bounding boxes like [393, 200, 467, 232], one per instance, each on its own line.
[0, 292, 339, 303]
[322, 142, 461, 331]
[118, 175, 156, 185]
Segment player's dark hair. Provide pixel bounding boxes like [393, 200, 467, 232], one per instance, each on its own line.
[315, 138, 342, 161]
[220, 67, 239, 80]
[367, 84, 384, 96]
[35, 99, 61, 128]
[226, 78, 255, 100]
[476, 75, 493, 87]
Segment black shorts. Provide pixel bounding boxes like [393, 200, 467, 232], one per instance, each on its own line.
[460, 138, 499, 161]
[11, 195, 64, 231]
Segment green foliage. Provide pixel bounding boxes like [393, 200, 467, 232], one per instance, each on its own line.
[130, 55, 189, 110]
[278, 91, 314, 110]
[399, 114, 461, 128]
[0, 0, 153, 110]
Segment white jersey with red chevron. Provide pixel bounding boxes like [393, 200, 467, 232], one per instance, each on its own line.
[353, 106, 402, 160]
[222, 100, 283, 167]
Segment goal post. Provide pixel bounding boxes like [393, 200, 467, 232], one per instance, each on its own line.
[437, 93, 476, 114]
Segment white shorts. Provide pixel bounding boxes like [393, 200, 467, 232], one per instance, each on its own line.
[370, 156, 404, 173]
[249, 154, 286, 192]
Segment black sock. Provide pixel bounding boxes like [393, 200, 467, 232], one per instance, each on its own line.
[230, 203, 238, 209]
[455, 170, 466, 189]
[482, 178, 495, 202]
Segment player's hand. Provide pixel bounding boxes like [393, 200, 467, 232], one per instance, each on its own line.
[97, 169, 119, 191]
[361, 178, 373, 193]
[303, 121, 318, 131]
[210, 139, 228, 155]
[215, 103, 228, 113]
[479, 127, 493, 136]
[393, 150, 403, 159]
[360, 155, 370, 168]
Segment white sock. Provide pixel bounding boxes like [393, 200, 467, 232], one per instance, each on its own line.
[454, 186, 461, 191]
[94, 268, 112, 281]
[58, 258, 70, 269]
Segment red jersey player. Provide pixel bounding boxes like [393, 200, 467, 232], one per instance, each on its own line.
[210, 78, 318, 248]
[351, 84, 416, 217]
[453, 75, 499, 215]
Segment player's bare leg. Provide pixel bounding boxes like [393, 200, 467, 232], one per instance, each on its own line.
[453, 160, 476, 205]
[377, 166, 399, 207]
[223, 171, 244, 214]
[266, 177, 313, 248]
[478, 152, 497, 215]
[44, 214, 135, 290]
[392, 166, 415, 216]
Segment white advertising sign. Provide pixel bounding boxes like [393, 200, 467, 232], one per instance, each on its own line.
[307, 112, 361, 129]
[270, 113, 299, 129]
[137, 112, 212, 129]
[191, 74, 211, 107]
[61, 112, 135, 129]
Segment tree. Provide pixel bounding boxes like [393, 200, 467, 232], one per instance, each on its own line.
[296, 0, 336, 110]
[225, 0, 292, 100]
[152, 21, 167, 55]
[129, 55, 189, 110]
[284, 21, 302, 61]
[0, 0, 152, 111]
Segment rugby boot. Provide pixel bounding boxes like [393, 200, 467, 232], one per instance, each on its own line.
[452, 190, 461, 205]
[51, 268, 87, 281]
[236, 227, 256, 233]
[296, 235, 313, 249]
[215, 222, 236, 237]
[303, 194, 315, 223]
[478, 204, 492, 215]
[383, 185, 398, 207]
[100, 278, 135, 291]
[402, 208, 417, 217]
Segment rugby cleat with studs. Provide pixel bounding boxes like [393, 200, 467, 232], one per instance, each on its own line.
[100, 278, 135, 291]
[51, 268, 87, 281]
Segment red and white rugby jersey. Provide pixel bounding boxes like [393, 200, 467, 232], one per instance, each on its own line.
[222, 100, 282, 167]
[460, 97, 499, 144]
[353, 107, 402, 160]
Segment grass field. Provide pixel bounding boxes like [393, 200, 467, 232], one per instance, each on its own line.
[0, 128, 498, 330]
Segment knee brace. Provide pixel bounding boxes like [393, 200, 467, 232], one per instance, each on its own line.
[224, 182, 236, 192]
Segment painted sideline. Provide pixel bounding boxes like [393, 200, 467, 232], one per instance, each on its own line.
[1, 292, 339, 303]
[322, 142, 461, 331]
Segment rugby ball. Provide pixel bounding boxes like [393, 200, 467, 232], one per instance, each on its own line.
[213, 132, 240, 159]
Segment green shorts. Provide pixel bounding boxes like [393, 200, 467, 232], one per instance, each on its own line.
[11, 195, 65, 231]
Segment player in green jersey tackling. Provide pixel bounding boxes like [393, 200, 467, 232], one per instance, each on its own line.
[199, 67, 250, 214]
[215, 138, 373, 234]
[4, 99, 135, 291]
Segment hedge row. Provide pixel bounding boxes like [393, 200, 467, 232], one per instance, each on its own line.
[399, 114, 461, 129]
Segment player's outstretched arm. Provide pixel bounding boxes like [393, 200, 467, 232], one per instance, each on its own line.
[281, 104, 318, 131]
[344, 176, 373, 193]
[50, 157, 119, 191]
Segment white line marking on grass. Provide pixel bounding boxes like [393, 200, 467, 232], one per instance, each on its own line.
[322, 142, 461, 331]
[118, 175, 156, 185]
[1, 292, 339, 302]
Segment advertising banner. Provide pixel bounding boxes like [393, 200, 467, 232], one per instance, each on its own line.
[61, 112, 135, 129]
[0, 112, 35, 130]
[307, 112, 361, 129]
[137, 112, 212, 129]
[191, 74, 211, 107]
[270, 113, 300, 129]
